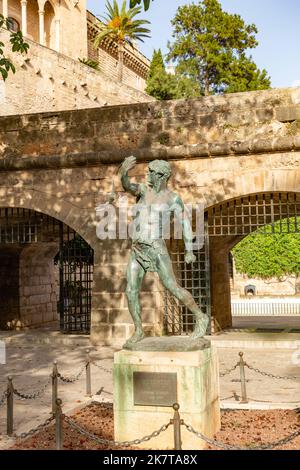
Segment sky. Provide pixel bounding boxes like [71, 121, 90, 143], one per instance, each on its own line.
[87, 0, 300, 89]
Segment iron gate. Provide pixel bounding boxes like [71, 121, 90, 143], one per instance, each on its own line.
[164, 216, 211, 335]
[164, 192, 300, 335]
[56, 223, 94, 334]
[206, 192, 300, 236]
[0, 208, 93, 334]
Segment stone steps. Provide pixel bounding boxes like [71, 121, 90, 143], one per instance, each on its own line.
[0, 330, 90, 347]
[1, 329, 300, 350]
[209, 330, 300, 349]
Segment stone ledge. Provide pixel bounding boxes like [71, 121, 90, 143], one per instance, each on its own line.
[276, 105, 300, 122]
[1, 136, 300, 171]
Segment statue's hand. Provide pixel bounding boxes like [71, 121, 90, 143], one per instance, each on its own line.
[120, 155, 136, 176]
[185, 251, 196, 264]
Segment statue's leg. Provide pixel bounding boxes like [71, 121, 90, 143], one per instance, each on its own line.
[124, 253, 146, 345]
[157, 254, 209, 338]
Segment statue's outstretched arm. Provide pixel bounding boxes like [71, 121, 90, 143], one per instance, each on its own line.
[120, 156, 141, 196]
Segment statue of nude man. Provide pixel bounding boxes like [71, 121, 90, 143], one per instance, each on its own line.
[120, 156, 209, 347]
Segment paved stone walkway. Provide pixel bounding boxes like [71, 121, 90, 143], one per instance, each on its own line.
[232, 315, 300, 329]
[0, 331, 299, 449]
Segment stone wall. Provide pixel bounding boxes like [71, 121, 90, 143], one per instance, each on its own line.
[87, 11, 149, 93]
[19, 243, 59, 328]
[1, 88, 300, 342]
[0, 242, 59, 330]
[0, 28, 153, 116]
[1, 85, 299, 167]
[54, 0, 88, 59]
[0, 1, 149, 91]
[231, 270, 300, 297]
[90, 41, 147, 93]
[92, 241, 165, 345]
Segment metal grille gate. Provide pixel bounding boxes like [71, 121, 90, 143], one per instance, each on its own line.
[206, 192, 300, 236]
[164, 216, 211, 335]
[0, 208, 93, 333]
[56, 223, 93, 334]
[164, 192, 300, 335]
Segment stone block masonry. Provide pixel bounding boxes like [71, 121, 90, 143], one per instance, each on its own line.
[0, 88, 300, 342]
[113, 345, 221, 449]
[0, 242, 59, 329]
[0, 28, 153, 117]
[18, 243, 59, 328]
[87, 11, 149, 93]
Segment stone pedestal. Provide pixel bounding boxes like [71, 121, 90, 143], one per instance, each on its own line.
[113, 337, 220, 450]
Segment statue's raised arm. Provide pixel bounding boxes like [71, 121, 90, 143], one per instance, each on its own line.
[120, 156, 142, 197]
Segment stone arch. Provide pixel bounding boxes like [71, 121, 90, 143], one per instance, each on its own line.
[6, 0, 22, 28]
[165, 165, 300, 332]
[0, 188, 96, 248]
[0, 203, 95, 332]
[43, 0, 58, 15]
[201, 167, 300, 211]
[44, 0, 56, 49]
[27, 0, 39, 43]
[206, 186, 300, 332]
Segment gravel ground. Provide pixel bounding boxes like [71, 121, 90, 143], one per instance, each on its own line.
[0, 340, 299, 450]
[7, 403, 300, 451]
[208, 408, 300, 450]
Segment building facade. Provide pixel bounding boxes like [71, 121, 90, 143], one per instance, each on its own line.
[0, 0, 151, 115]
[0, 0, 88, 58]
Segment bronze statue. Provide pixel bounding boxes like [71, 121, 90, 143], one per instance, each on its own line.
[120, 156, 209, 347]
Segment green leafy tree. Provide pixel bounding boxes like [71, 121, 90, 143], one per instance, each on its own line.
[0, 14, 29, 81]
[224, 54, 271, 93]
[146, 49, 200, 100]
[173, 74, 201, 99]
[167, 0, 271, 96]
[129, 0, 153, 10]
[146, 49, 177, 100]
[94, 0, 151, 82]
[232, 219, 300, 279]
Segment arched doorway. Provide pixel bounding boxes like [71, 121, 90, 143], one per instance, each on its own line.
[44, 1, 55, 49]
[0, 207, 93, 333]
[27, 0, 39, 43]
[164, 192, 300, 334]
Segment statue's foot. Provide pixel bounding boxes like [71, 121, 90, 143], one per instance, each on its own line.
[190, 315, 209, 339]
[123, 329, 145, 348]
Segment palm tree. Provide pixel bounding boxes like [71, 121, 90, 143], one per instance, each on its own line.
[94, 0, 151, 82]
[130, 0, 153, 10]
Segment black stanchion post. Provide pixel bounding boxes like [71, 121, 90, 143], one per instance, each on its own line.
[239, 352, 248, 403]
[52, 361, 58, 414]
[7, 376, 14, 436]
[171, 403, 182, 450]
[86, 349, 92, 397]
[55, 398, 63, 450]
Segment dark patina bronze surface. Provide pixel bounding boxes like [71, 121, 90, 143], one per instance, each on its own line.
[124, 336, 210, 352]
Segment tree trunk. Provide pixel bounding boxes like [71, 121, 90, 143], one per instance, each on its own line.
[204, 68, 210, 96]
[204, 76, 210, 95]
[117, 42, 124, 83]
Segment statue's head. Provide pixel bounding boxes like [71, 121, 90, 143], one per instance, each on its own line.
[147, 160, 172, 191]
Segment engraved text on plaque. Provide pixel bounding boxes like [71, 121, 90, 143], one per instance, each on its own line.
[133, 372, 177, 407]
